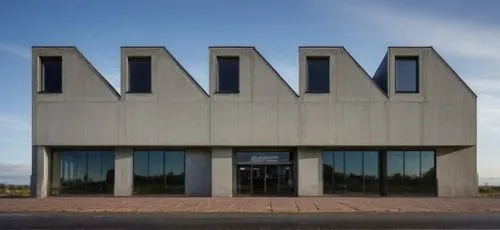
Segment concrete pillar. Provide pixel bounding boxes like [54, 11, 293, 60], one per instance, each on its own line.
[114, 147, 133, 196]
[211, 147, 233, 197]
[297, 147, 322, 196]
[185, 148, 211, 196]
[437, 146, 478, 197]
[50, 151, 61, 196]
[33, 146, 49, 198]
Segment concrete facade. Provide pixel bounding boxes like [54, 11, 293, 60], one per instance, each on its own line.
[31, 46, 477, 198]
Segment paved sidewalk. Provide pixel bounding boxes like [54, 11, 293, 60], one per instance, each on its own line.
[0, 197, 499, 213]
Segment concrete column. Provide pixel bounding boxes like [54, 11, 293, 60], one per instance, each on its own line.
[437, 146, 478, 197]
[185, 148, 211, 196]
[50, 151, 61, 196]
[211, 147, 233, 197]
[297, 147, 322, 196]
[33, 146, 49, 198]
[114, 147, 133, 196]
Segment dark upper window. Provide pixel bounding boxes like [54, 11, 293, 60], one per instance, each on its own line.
[128, 57, 152, 93]
[40, 56, 62, 93]
[306, 57, 330, 93]
[395, 57, 419, 93]
[217, 57, 239, 93]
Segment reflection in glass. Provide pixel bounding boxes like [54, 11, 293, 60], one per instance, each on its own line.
[333, 151, 345, 191]
[322, 151, 334, 193]
[387, 151, 436, 196]
[133, 150, 185, 195]
[387, 151, 404, 194]
[363, 151, 379, 194]
[420, 151, 436, 194]
[58, 150, 114, 195]
[345, 152, 363, 192]
[322, 151, 379, 194]
[165, 151, 185, 194]
[404, 151, 420, 193]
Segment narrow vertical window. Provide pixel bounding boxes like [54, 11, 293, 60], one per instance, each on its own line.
[40, 56, 62, 93]
[217, 57, 239, 93]
[128, 57, 151, 93]
[395, 56, 419, 93]
[306, 57, 330, 93]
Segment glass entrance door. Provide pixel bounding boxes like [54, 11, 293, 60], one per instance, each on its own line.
[252, 165, 266, 195]
[237, 164, 294, 196]
[265, 165, 279, 194]
[237, 165, 252, 195]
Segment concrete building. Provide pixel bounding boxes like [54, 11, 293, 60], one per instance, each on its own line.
[31, 46, 477, 198]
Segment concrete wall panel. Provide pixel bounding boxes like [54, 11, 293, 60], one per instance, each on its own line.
[297, 148, 321, 196]
[185, 148, 211, 196]
[114, 147, 133, 196]
[437, 146, 478, 197]
[211, 147, 233, 197]
[337, 102, 370, 145]
[389, 102, 422, 145]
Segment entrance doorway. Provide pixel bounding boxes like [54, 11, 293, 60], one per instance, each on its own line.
[237, 164, 294, 196]
[235, 151, 295, 196]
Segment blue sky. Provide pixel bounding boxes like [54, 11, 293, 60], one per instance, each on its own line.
[1, 0, 499, 185]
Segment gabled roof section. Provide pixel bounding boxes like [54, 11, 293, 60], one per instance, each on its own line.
[430, 47, 477, 98]
[160, 47, 209, 97]
[252, 48, 299, 98]
[33, 46, 121, 99]
[340, 47, 388, 98]
[74, 48, 121, 99]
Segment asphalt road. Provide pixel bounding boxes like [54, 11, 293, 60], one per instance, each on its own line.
[1, 212, 500, 229]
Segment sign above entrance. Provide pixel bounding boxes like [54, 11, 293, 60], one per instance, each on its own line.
[235, 151, 291, 164]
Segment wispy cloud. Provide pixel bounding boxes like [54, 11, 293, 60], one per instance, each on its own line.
[331, 1, 500, 65]
[0, 163, 31, 185]
[326, 0, 500, 177]
[0, 115, 30, 132]
[0, 42, 30, 60]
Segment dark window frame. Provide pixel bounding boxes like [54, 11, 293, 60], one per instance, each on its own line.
[395, 56, 419, 93]
[39, 56, 63, 94]
[127, 56, 152, 94]
[216, 56, 240, 94]
[306, 56, 330, 93]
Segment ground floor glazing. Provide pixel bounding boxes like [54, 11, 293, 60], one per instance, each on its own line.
[35, 146, 474, 197]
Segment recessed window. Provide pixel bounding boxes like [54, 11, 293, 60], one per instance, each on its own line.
[128, 57, 151, 93]
[40, 56, 62, 93]
[306, 57, 330, 93]
[217, 57, 239, 93]
[395, 57, 419, 93]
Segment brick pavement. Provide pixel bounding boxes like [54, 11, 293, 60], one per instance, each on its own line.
[0, 197, 499, 213]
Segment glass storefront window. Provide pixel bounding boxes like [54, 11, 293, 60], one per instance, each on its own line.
[133, 150, 185, 195]
[323, 151, 379, 194]
[57, 150, 115, 195]
[387, 151, 436, 195]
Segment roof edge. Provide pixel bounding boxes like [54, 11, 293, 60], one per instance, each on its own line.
[160, 47, 209, 98]
[430, 47, 477, 98]
[252, 48, 299, 98]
